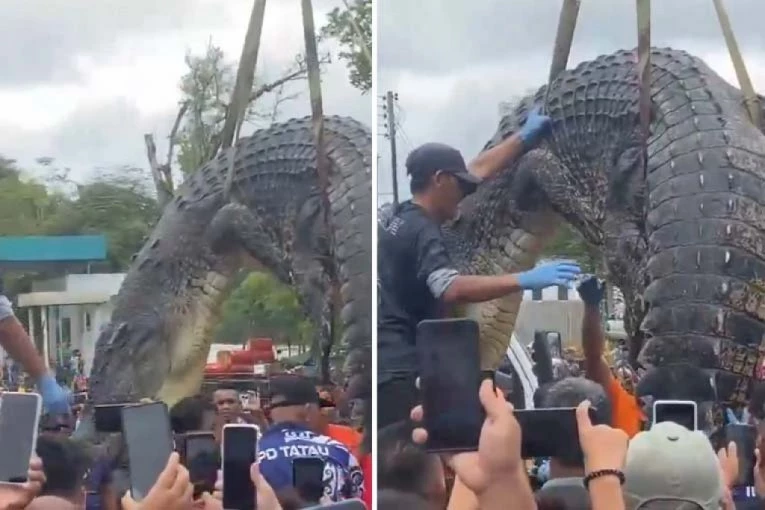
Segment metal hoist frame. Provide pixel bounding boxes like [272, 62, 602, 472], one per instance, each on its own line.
[545, 0, 762, 163]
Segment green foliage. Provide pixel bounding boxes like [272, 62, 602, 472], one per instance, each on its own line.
[44, 168, 160, 271]
[176, 44, 234, 176]
[216, 272, 313, 346]
[542, 223, 601, 274]
[0, 158, 159, 273]
[321, 0, 372, 93]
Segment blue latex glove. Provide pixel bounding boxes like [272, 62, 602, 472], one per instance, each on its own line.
[518, 105, 552, 148]
[516, 261, 581, 290]
[577, 276, 605, 306]
[38, 374, 71, 415]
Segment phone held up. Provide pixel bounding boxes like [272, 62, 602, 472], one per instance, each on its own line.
[652, 400, 698, 431]
[121, 402, 175, 501]
[222, 423, 260, 510]
[0, 392, 42, 484]
[292, 457, 325, 504]
[416, 318, 486, 453]
[514, 407, 596, 459]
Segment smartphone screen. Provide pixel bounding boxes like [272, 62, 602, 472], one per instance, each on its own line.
[416, 318, 484, 452]
[121, 402, 174, 501]
[653, 401, 697, 430]
[222, 424, 258, 510]
[514, 407, 593, 459]
[94, 403, 126, 433]
[184, 433, 218, 497]
[0, 393, 42, 482]
[292, 457, 325, 503]
[725, 424, 756, 487]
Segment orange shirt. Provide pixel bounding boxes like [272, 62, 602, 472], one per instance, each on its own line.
[606, 373, 643, 438]
[325, 423, 363, 458]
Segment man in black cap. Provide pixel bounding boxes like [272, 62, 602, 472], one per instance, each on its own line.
[258, 375, 363, 503]
[377, 107, 582, 427]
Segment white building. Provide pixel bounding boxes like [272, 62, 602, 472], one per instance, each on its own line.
[14, 273, 125, 374]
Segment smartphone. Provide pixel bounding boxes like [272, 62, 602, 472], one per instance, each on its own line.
[653, 400, 697, 430]
[121, 402, 174, 501]
[514, 407, 595, 459]
[94, 403, 127, 433]
[182, 432, 218, 497]
[303, 500, 366, 509]
[0, 392, 42, 483]
[416, 318, 484, 452]
[725, 423, 757, 487]
[222, 424, 259, 510]
[292, 457, 325, 503]
[72, 392, 88, 405]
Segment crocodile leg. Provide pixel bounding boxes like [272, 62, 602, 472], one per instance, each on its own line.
[206, 202, 290, 280]
[292, 253, 334, 382]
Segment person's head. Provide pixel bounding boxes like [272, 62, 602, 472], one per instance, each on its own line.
[406, 143, 480, 223]
[267, 375, 321, 425]
[378, 420, 446, 509]
[378, 489, 431, 510]
[748, 381, 765, 421]
[213, 388, 241, 422]
[39, 413, 74, 438]
[171, 394, 212, 433]
[35, 436, 91, 506]
[541, 377, 612, 471]
[636, 363, 716, 429]
[623, 421, 722, 509]
[26, 496, 78, 510]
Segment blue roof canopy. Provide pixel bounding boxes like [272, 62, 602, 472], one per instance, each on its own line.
[0, 236, 107, 263]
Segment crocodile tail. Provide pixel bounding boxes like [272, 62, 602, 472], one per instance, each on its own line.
[640, 50, 765, 404]
[324, 117, 373, 385]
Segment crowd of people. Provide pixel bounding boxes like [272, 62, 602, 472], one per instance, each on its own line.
[0, 289, 372, 509]
[376, 107, 765, 509]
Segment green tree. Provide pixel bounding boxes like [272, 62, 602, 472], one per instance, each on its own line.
[321, 0, 372, 93]
[43, 167, 159, 271]
[216, 272, 313, 352]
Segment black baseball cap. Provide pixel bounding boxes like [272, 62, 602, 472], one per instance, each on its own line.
[267, 375, 320, 409]
[406, 142, 481, 195]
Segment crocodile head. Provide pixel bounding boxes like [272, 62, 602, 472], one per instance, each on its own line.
[87, 193, 263, 408]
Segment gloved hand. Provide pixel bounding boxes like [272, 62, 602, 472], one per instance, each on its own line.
[38, 374, 71, 415]
[518, 105, 552, 148]
[516, 260, 581, 290]
[577, 276, 605, 307]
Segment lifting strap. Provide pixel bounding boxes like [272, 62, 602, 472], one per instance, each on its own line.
[635, 0, 651, 180]
[711, 0, 761, 129]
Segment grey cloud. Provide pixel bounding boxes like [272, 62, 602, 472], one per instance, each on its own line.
[0, 58, 370, 179]
[377, 0, 765, 199]
[0, 0, 346, 87]
[379, 0, 764, 76]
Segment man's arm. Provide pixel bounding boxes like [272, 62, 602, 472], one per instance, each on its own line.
[468, 106, 551, 181]
[0, 296, 47, 379]
[578, 280, 613, 388]
[468, 134, 524, 181]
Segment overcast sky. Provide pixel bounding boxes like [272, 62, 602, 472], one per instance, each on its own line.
[0, 0, 371, 183]
[377, 0, 765, 203]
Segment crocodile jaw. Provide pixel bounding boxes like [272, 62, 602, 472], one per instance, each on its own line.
[157, 270, 230, 407]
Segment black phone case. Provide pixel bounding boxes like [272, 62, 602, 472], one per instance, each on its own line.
[121, 402, 174, 501]
[416, 318, 484, 453]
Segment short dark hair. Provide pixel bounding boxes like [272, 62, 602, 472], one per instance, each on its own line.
[636, 363, 715, 401]
[378, 421, 437, 498]
[170, 395, 211, 433]
[36, 436, 91, 499]
[378, 489, 431, 510]
[541, 377, 612, 468]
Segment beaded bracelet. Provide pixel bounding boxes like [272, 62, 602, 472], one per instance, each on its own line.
[583, 469, 626, 489]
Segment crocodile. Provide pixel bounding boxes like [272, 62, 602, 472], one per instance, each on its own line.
[85, 115, 371, 409]
[434, 47, 765, 406]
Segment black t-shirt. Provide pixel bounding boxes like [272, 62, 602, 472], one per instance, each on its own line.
[377, 201, 455, 382]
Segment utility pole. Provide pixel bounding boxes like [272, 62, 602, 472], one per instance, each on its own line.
[384, 91, 399, 205]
